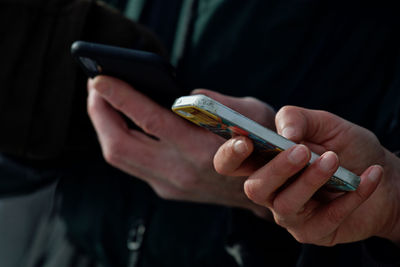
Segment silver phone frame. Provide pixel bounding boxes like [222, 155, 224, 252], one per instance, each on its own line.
[172, 94, 360, 191]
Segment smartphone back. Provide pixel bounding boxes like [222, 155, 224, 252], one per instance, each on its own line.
[71, 41, 185, 106]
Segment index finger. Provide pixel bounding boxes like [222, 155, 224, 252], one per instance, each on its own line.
[88, 76, 197, 140]
[87, 87, 159, 170]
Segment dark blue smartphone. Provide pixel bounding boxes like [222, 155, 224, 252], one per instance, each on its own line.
[71, 41, 184, 106]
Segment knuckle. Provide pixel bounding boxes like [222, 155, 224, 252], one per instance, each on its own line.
[354, 188, 368, 203]
[243, 181, 257, 200]
[284, 225, 338, 247]
[325, 206, 346, 225]
[155, 188, 179, 200]
[267, 160, 284, 177]
[113, 97, 128, 111]
[292, 232, 311, 244]
[287, 227, 315, 245]
[152, 184, 185, 201]
[153, 190, 172, 200]
[292, 233, 335, 246]
[102, 140, 125, 166]
[273, 214, 289, 227]
[244, 180, 266, 206]
[140, 113, 163, 135]
[323, 238, 338, 247]
[301, 171, 326, 189]
[273, 198, 295, 218]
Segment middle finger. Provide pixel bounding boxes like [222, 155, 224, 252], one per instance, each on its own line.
[244, 144, 310, 208]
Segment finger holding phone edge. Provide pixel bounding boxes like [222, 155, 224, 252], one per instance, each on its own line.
[302, 165, 382, 244]
[271, 151, 339, 227]
[88, 76, 197, 142]
[244, 144, 311, 208]
[87, 86, 162, 175]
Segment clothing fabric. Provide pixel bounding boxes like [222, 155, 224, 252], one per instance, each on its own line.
[0, 0, 164, 266]
[1, 0, 400, 266]
[129, 0, 400, 146]
[0, 159, 104, 267]
[124, 0, 400, 266]
[0, 0, 163, 160]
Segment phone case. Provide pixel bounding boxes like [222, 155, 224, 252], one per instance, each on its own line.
[172, 94, 360, 191]
[71, 41, 184, 105]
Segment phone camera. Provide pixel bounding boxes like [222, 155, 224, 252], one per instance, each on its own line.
[79, 57, 102, 74]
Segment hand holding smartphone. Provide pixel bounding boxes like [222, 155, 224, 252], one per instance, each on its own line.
[172, 94, 360, 191]
[70, 41, 360, 191]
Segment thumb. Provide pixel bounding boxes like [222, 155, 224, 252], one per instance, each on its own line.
[275, 106, 349, 144]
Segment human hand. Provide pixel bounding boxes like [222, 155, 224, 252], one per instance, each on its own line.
[87, 76, 276, 217]
[214, 105, 400, 245]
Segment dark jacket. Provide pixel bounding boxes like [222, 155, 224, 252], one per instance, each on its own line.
[0, 0, 163, 160]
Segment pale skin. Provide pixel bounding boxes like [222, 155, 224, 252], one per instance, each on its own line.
[87, 75, 275, 218]
[214, 106, 400, 247]
[87, 75, 400, 247]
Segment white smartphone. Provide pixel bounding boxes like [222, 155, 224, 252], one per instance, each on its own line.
[171, 94, 360, 191]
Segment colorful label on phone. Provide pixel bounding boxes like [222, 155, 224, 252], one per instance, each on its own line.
[173, 106, 282, 160]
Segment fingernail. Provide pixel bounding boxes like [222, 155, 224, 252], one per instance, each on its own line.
[367, 166, 382, 182]
[319, 152, 338, 172]
[288, 145, 308, 165]
[233, 139, 248, 154]
[282, 126, 297, 140]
